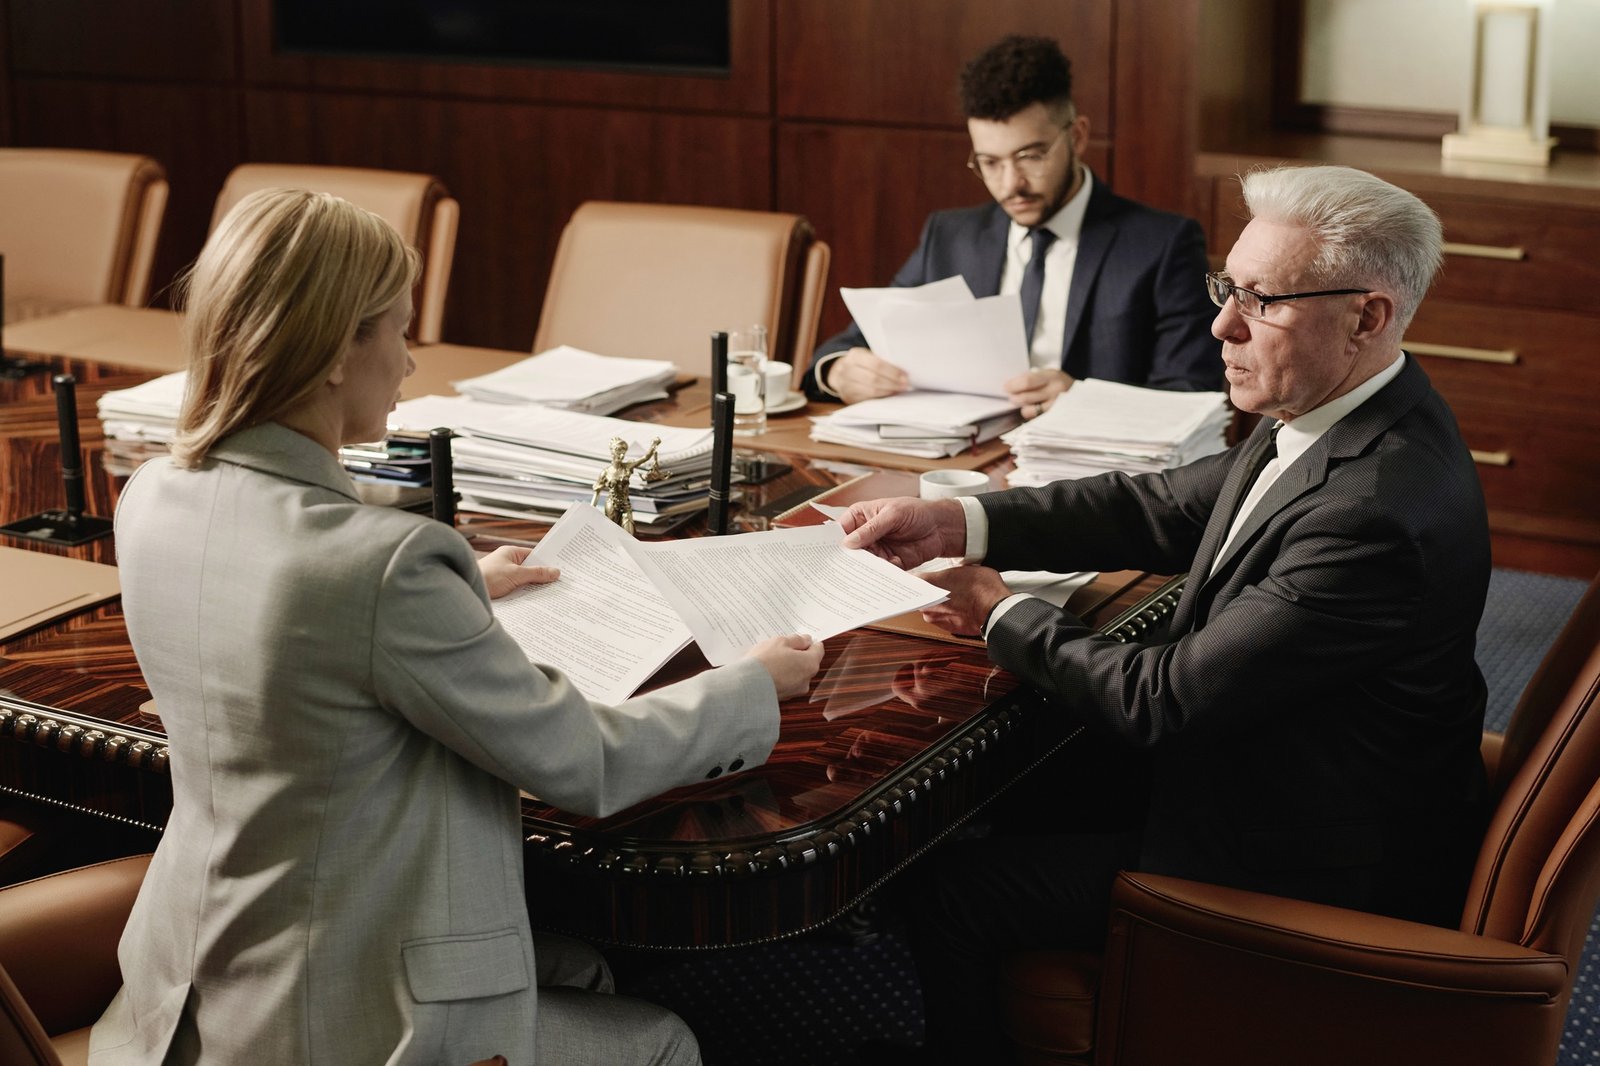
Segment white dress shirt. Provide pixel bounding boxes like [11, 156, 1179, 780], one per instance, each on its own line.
[998, 168, 1095, 368]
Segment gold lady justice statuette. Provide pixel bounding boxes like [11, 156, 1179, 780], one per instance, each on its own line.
[591, 436, 669, 535]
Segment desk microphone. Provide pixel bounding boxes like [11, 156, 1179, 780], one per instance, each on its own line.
[710, 331, 728, 398]
[0, 373, 114, 546]
[706, 392, 735, 536]
[429, 426, 457, 527]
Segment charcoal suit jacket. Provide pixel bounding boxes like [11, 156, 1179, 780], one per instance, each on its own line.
[977, 355, 1490, 926]
[804, 182, 1223, 400]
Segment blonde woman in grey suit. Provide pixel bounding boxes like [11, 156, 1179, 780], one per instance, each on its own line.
[90, 187, 823, 1066]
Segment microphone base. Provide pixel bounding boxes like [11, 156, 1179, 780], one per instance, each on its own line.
[0, 509, 114, 547]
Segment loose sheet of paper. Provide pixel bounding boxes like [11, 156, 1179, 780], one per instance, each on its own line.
[491, 505, 691, 704]
[624, 524, 947, 666]
[839, 275, 1029, 397]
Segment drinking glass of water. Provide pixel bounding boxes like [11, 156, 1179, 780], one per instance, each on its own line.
[727, 324, 768, 436]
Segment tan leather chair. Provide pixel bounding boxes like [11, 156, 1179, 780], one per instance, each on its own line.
[0, 149, 168, 324]
[211, 163, 460, 343]
[531, 201, 831, 388]
[998, 570, 1600, 1066]
[0, 854, 150, 1066]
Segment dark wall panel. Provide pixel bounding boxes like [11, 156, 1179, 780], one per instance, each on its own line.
[776, 0, 1113, 130]
[246, 91, 774, 348]
[9, 79, 243, 304]
[8, 0, 236, 81]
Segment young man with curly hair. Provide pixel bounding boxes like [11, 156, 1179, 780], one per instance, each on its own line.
[805, 35, 1222, 415]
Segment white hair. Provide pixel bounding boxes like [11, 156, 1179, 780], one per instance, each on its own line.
[1241, 165, 1442, 332]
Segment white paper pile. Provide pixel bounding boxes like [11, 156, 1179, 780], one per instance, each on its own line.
[810, 390, 1021, 459]
[97, 370, 186, 445]
[1004, 379, 1230, 487]
[390, 394, 715, 526]
[840, 276, 1028, 396]
[451, 345, 677, 415]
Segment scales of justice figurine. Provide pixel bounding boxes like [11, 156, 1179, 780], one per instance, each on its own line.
[591, 436, 668, 535]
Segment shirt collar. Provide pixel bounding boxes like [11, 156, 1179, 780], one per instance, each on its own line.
[1274, 352, 1406, 469]
[1007, 166, 1094, 254]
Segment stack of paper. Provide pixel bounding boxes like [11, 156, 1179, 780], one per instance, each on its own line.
[97, 370, 186, 445]
[810, 391, 1021, 459]
[451, 345, 678, 416]
[96, 370, 187, 473]
[840, 276, 1029, 396]
[390, 394, 715, 526]
[1003, 379, 1230, 486]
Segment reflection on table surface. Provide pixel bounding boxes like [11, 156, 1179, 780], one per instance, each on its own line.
[0, 350, 1179, 947]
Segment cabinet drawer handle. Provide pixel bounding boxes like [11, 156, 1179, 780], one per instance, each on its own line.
[1441, 241, 1526, 261]
[1471, 449, 1512, 467]
[1406, 341, 1518, 365]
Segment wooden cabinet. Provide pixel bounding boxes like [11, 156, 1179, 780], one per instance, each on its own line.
[1198, 142, 1600, 577]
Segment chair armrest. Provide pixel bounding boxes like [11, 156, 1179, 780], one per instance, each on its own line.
[0, 854, 151, 1036]
[1094, 871, 1568, 1066]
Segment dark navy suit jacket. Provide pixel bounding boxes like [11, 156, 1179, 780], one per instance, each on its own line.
[980, 355, 1490, 926]
[805, 182, 1223, 400]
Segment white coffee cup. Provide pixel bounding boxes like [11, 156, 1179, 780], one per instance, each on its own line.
[763, 361, 794, 406]
[919, 469, 989, 499]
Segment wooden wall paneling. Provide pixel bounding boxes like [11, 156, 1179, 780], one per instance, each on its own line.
[237, 0, 772, 115]
[245, 91, 774, 349]
[9, 80, 244, 307]
[6, 0, 236, 81]
[0, 2, 12, 146]
[1110, 0, 1201, 215]
[775, 0, 1113, 129]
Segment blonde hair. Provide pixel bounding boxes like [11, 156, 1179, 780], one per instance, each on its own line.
[171, 187, 420, 467]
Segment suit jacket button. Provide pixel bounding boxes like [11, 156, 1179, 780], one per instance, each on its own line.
[728, 758, 744, 772]
[705, 766, 722, 779]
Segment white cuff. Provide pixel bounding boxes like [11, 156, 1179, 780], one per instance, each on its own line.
[957, 495, 988, 564]
[813, 350, 848, 399]
[983, 593, 1033, 639]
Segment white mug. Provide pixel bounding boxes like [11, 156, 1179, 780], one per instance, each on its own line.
[919, 469, 989, 499]
[763, 360, 793, 405]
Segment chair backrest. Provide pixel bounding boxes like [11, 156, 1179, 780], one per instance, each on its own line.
[0, 853, 151, 1043]
[211, 164, 459, 344]
[531, 201, 830, 384]
[1463, 572, 1600, 974]
[0, 148, 168, 321]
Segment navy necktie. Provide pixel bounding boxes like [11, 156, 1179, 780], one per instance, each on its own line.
[1019, 226, 1056, 345]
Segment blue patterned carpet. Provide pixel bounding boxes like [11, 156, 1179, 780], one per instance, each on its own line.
[613, 567, 1595, 1065]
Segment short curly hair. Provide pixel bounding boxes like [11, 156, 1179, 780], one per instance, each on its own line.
[958, 35, 1073, 121]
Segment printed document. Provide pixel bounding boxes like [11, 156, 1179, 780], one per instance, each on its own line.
[491, 505, 692, 704]
[625, 524, 947, 666]
[840, 276, 1029, 397]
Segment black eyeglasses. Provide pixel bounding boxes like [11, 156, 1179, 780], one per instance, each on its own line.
[1206, 271, 1367, 320]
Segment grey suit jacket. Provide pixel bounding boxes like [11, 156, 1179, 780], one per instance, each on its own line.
[805, 183, 1223, 399]
[978, 356, 1490, 925]
[90, 423, 777, 1065]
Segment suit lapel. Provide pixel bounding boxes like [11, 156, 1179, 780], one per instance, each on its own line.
[974, 204, 1010, 295]
[1060, 182, 1118, 372]
[1181, 356, 1433, 625]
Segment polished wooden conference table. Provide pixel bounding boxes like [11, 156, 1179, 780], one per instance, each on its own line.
[0, 338, 1181, 949]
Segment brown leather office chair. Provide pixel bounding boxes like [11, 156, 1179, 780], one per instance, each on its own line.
[998, 570, 1600, 1066]
[0, 149, 168, 324]
[531, 201, 831, 389]
[211, 163, 460, 344]
[0, 853, 150, 1066]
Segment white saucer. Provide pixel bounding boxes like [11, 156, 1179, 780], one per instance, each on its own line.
[765, 391, 807, 415]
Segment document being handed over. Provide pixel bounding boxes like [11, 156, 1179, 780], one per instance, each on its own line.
[491, 505, 948, 702]
[624, 523, 947, 667]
